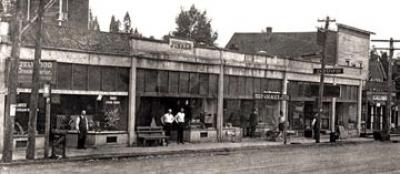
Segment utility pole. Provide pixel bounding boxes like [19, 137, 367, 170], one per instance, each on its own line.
[26, 0, 45, 159]
[371, 38, 400, 141]
[2, 0, 23, 163]
[316, 16, 335, 143]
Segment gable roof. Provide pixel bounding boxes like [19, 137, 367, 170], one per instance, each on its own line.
[225, 31, 337, 63]
[368, 58, 387, 82]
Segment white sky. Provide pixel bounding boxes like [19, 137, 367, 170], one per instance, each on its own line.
[90, 0, 400, 47]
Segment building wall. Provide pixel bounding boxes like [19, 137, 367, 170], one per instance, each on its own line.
[337, 26, 370, 80]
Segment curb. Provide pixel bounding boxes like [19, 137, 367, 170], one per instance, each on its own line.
[0, 139, 374, 166]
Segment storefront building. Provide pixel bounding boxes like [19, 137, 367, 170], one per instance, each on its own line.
[0, 22, 371, 150]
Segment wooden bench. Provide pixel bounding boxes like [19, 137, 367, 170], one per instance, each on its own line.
[136, 126, 169, 146]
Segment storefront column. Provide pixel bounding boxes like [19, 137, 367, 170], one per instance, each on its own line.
[357, 80, 362, 134]
[281, 71, 288, 123]
[128, 58, 137, 146]
[217, 50, 224, 141]
[0, 93, 5, 151]
[331, 97, 336, 133]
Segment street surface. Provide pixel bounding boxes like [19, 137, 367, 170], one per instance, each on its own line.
[2, 142, 400, 174]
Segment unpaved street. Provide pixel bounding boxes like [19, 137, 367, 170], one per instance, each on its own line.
[2, 142, 400, 174]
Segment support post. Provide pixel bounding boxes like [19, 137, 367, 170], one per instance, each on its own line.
[217, 50, 224, 141]
[44, 83, 51, 158]
[330, 97, 336, 142]
[128, 58, 137, 146]
[357, 80, 363, 135]
[26, 0, 45, 159]
[281, 70, 288, 144]
[316, 16, 335, 143]
[2, 0, 24, 163]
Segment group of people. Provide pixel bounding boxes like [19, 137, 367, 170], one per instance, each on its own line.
[161, 108, 186, 145]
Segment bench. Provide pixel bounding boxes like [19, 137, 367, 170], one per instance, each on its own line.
[136, 126, 169, 146]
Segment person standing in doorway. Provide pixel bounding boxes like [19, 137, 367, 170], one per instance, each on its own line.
[175, 108, 186, 144]
[76, 110, 89, 149]
[161, 108, 174, 145]
[248, 109, 259, 137]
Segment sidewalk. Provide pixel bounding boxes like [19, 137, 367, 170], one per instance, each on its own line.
[0, 136, 374, 165]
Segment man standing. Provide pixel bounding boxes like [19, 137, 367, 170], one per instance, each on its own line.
[175, 108, 185, 144]
[278, 111, 285, 140]
[76, 110, 89, 149]
[248, 109, 259, 137]
[161, 108, 174, 145]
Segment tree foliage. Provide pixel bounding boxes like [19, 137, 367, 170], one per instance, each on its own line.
[109, 15, 120, 33]
[88, 9, 100, 31]
[123, 11, 132, 33]
[172, 5, 218, 46]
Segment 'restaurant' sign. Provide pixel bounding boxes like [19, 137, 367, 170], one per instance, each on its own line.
[18, 60, 57, 84]
[169, 38, 193, 51]
[313, 68, 343, 74]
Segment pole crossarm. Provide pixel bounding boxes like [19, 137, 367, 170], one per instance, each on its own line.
[20, 0, 56, 35]
[372, 39, 400, 42]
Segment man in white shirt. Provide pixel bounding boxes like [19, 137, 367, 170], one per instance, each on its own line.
[161, 108, 174, 144]
[175, 108, 185, 144]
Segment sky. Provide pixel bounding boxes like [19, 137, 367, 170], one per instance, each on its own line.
[90, 0, 400, 48]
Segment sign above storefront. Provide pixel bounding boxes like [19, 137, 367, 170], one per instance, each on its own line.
[254, 91, 283, 100]
[313, 68, 343, 74]
[169, 38, 193, 51]
[18, 60, 57, 84]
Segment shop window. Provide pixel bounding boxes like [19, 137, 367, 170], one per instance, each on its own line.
[199, 73, 209, 95]
[189, 73, 200, 95]
[101, 67, 116, 91]
[145, 70, 158, 92]
[116, 68, 129, 92]
[229, 76, 239, 96]
[223, 74, 229, 96]
[209, 74, 218, 96]
[238, 76, 246, 96]
[88, 66, 101, 91]
[57, 63, 72, 90]
[158, 70, 169, 93]
[245, 77, 254, 96]
[268, 79, 282, 92]
[260, 78, 268, 92]
[169, 71, 179, 93]
[72, 64, 87, 90]
[136, 69, 145, 92]
[253, 78, 261, 94]
[179, 72, 190, 94]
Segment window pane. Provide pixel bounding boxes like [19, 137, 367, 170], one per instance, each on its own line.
[179, 72, 190, 94]
[189, 73, 199, 94]
[88, 66, 101, 91]
[159, 70, 169, 93]
[199, 73, 209, 95]
[57, 63, 71, 90]
[101, 66, 116, 91]
[71, 64, 87, 90]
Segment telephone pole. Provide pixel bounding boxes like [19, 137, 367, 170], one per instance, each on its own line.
[371, 38, 400, 141]
[316, 16, 335, 143]
[2, 0, 23, 163]
[26, 0, 45, 160]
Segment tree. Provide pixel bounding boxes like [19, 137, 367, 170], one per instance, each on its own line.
[109, 15, 120, 32]
[123, 11, 132, 33]
[89, 9, 100, 31]
[172, 5, 218, 46]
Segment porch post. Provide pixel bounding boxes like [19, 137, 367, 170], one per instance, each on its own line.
[357, 80, 363, 134]
[217, 50, 224, 141]
[128, 57, 137, 146]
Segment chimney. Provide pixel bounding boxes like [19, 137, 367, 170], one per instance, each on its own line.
[266, 27, 272, 40]
[266, 27, 272, 34]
